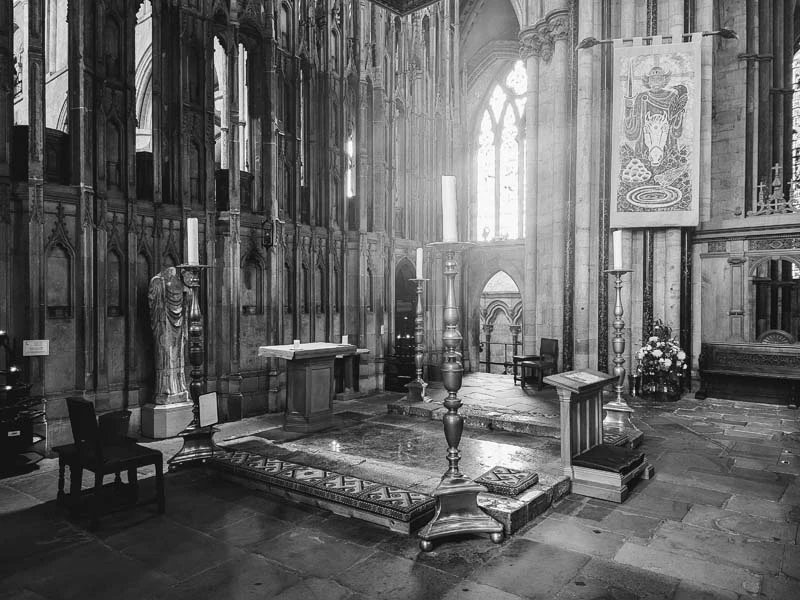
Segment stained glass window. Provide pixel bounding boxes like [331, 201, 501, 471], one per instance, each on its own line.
[476, 60, 527, 241]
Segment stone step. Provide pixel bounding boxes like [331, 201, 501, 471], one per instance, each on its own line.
[207, 445, 570, 537]
[387, 399, 561, 438]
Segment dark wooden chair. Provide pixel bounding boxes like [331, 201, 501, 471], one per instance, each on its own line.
[53, 397, 165, 528]
[514, 338, 559, 391]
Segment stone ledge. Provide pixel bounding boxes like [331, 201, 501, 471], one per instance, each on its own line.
[208, 445, 569, 538]
[387, 400, 560, 438]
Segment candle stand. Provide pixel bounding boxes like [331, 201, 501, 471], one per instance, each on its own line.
[406, 277, 429, 403]
[418, 242, 503, 551]
[168, 264, 220, 469]
[602, 269, 643, 448]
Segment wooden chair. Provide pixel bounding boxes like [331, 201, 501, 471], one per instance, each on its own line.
[54, 397, 165, 528]
[514, 338, 559, 391]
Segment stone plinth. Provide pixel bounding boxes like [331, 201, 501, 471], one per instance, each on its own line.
[141, 401, 194, 439]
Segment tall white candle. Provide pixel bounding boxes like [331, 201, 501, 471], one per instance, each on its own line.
[187, 218, 199, 265]
[612, 229, 623, 270]
[441, 175, 457, 242]
[415, 248, 423, 279]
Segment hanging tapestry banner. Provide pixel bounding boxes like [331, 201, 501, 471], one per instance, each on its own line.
[610, 36, 702, 228]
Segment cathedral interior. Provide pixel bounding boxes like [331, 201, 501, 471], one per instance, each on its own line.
[1, 1, 800, 599]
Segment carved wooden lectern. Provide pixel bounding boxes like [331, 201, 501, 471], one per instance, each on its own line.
[544, 369, 654, 503]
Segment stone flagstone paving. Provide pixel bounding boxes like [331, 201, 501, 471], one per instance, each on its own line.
[0, 373, 798, 599]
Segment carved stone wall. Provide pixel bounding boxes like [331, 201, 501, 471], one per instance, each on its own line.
[2, 0, 456, 444]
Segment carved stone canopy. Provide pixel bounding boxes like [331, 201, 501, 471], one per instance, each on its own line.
[370, 0, 441, 16]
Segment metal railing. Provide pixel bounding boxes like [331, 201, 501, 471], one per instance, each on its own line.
[479, 342, 519, 374]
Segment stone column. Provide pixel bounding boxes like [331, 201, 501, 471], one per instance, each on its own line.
[536, 10, 570, 346]
[616, 1, 636, 374]
[26, 0, 46, 394]
[509, 324, 521, 357]
[372, 76, 387, 234]
[483, 324, 493, 373]
[217, 29, 243, 419]
[572, 0, 599, 369]
[661, 1, 683, 333]
[0, 0, 12, 334]
[693, 0, 713, 372]
[519, 27, 539, 355]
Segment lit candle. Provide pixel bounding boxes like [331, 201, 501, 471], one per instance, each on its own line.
[187, 218, 199, 265]
[612, 229, 623, 270]
[416, 248, 423, 279]
[441, 175, 457, 242]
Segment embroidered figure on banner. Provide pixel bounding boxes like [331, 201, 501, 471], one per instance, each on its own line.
[610, 38, 701, 228]
[621, 62, 689, 209]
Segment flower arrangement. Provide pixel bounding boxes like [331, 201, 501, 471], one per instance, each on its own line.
[635, 320, 687, 391]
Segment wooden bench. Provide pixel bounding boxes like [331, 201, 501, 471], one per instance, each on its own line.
[696, 342, 800, 405]
[544, 369, 653, 503]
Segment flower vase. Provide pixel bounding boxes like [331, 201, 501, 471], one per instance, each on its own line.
[641, 374, 680, 402]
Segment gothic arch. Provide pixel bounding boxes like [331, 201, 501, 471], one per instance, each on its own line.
[477, 268, 523, 301]
[748, 254, 800, 276]
[56, 97, 69, 132]
[135, 44, 153, 130]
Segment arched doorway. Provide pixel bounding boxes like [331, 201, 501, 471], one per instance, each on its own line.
[386, 259, 417, 391]
[479, 271, 522, 373]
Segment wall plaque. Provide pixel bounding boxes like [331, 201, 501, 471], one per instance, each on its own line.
[22, 340, 50, 356]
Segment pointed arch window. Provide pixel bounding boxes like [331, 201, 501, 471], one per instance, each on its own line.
[475, 60, 527, 241]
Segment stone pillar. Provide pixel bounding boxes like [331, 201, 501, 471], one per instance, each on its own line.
[536, 10, 570, 348]
[483, 324, 493, 373]
[693, 0, 713, 373]
[617, 1, 636, 374]
[572, 0, 599, 369]
[509, 324, 521, 357]
[520, 27, 539, 355]
[25, 0, 45, 395]
[0, 0, 11, 334]
[661, 1, 683, 333]
[216, 30, 243, 419]
[372, 74, 387, 234]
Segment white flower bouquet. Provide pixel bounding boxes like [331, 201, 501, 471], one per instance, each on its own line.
[635, 320, 687, 396]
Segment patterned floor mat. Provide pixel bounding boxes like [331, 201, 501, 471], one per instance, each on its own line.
[209, 449, 436, 527]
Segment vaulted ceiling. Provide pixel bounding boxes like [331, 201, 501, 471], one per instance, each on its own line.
[370, 0, 442, 16]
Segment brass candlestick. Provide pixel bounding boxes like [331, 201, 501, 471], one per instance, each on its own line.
[602, 269, 643, 448]
[418, 242, 503, 551]
[168, 264, 220, 468]
[406, 277, 429, 403]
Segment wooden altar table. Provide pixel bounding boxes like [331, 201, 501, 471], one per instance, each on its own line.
[258, 342, 356, 432]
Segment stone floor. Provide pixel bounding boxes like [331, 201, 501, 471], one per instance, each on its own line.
[1, 374, 799, 600]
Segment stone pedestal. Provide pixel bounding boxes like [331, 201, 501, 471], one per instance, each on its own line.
[141, 401, 194, 439]
[406, 379, 425, 403]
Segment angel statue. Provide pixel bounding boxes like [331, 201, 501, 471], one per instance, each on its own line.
[148, 267, 190, 404]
